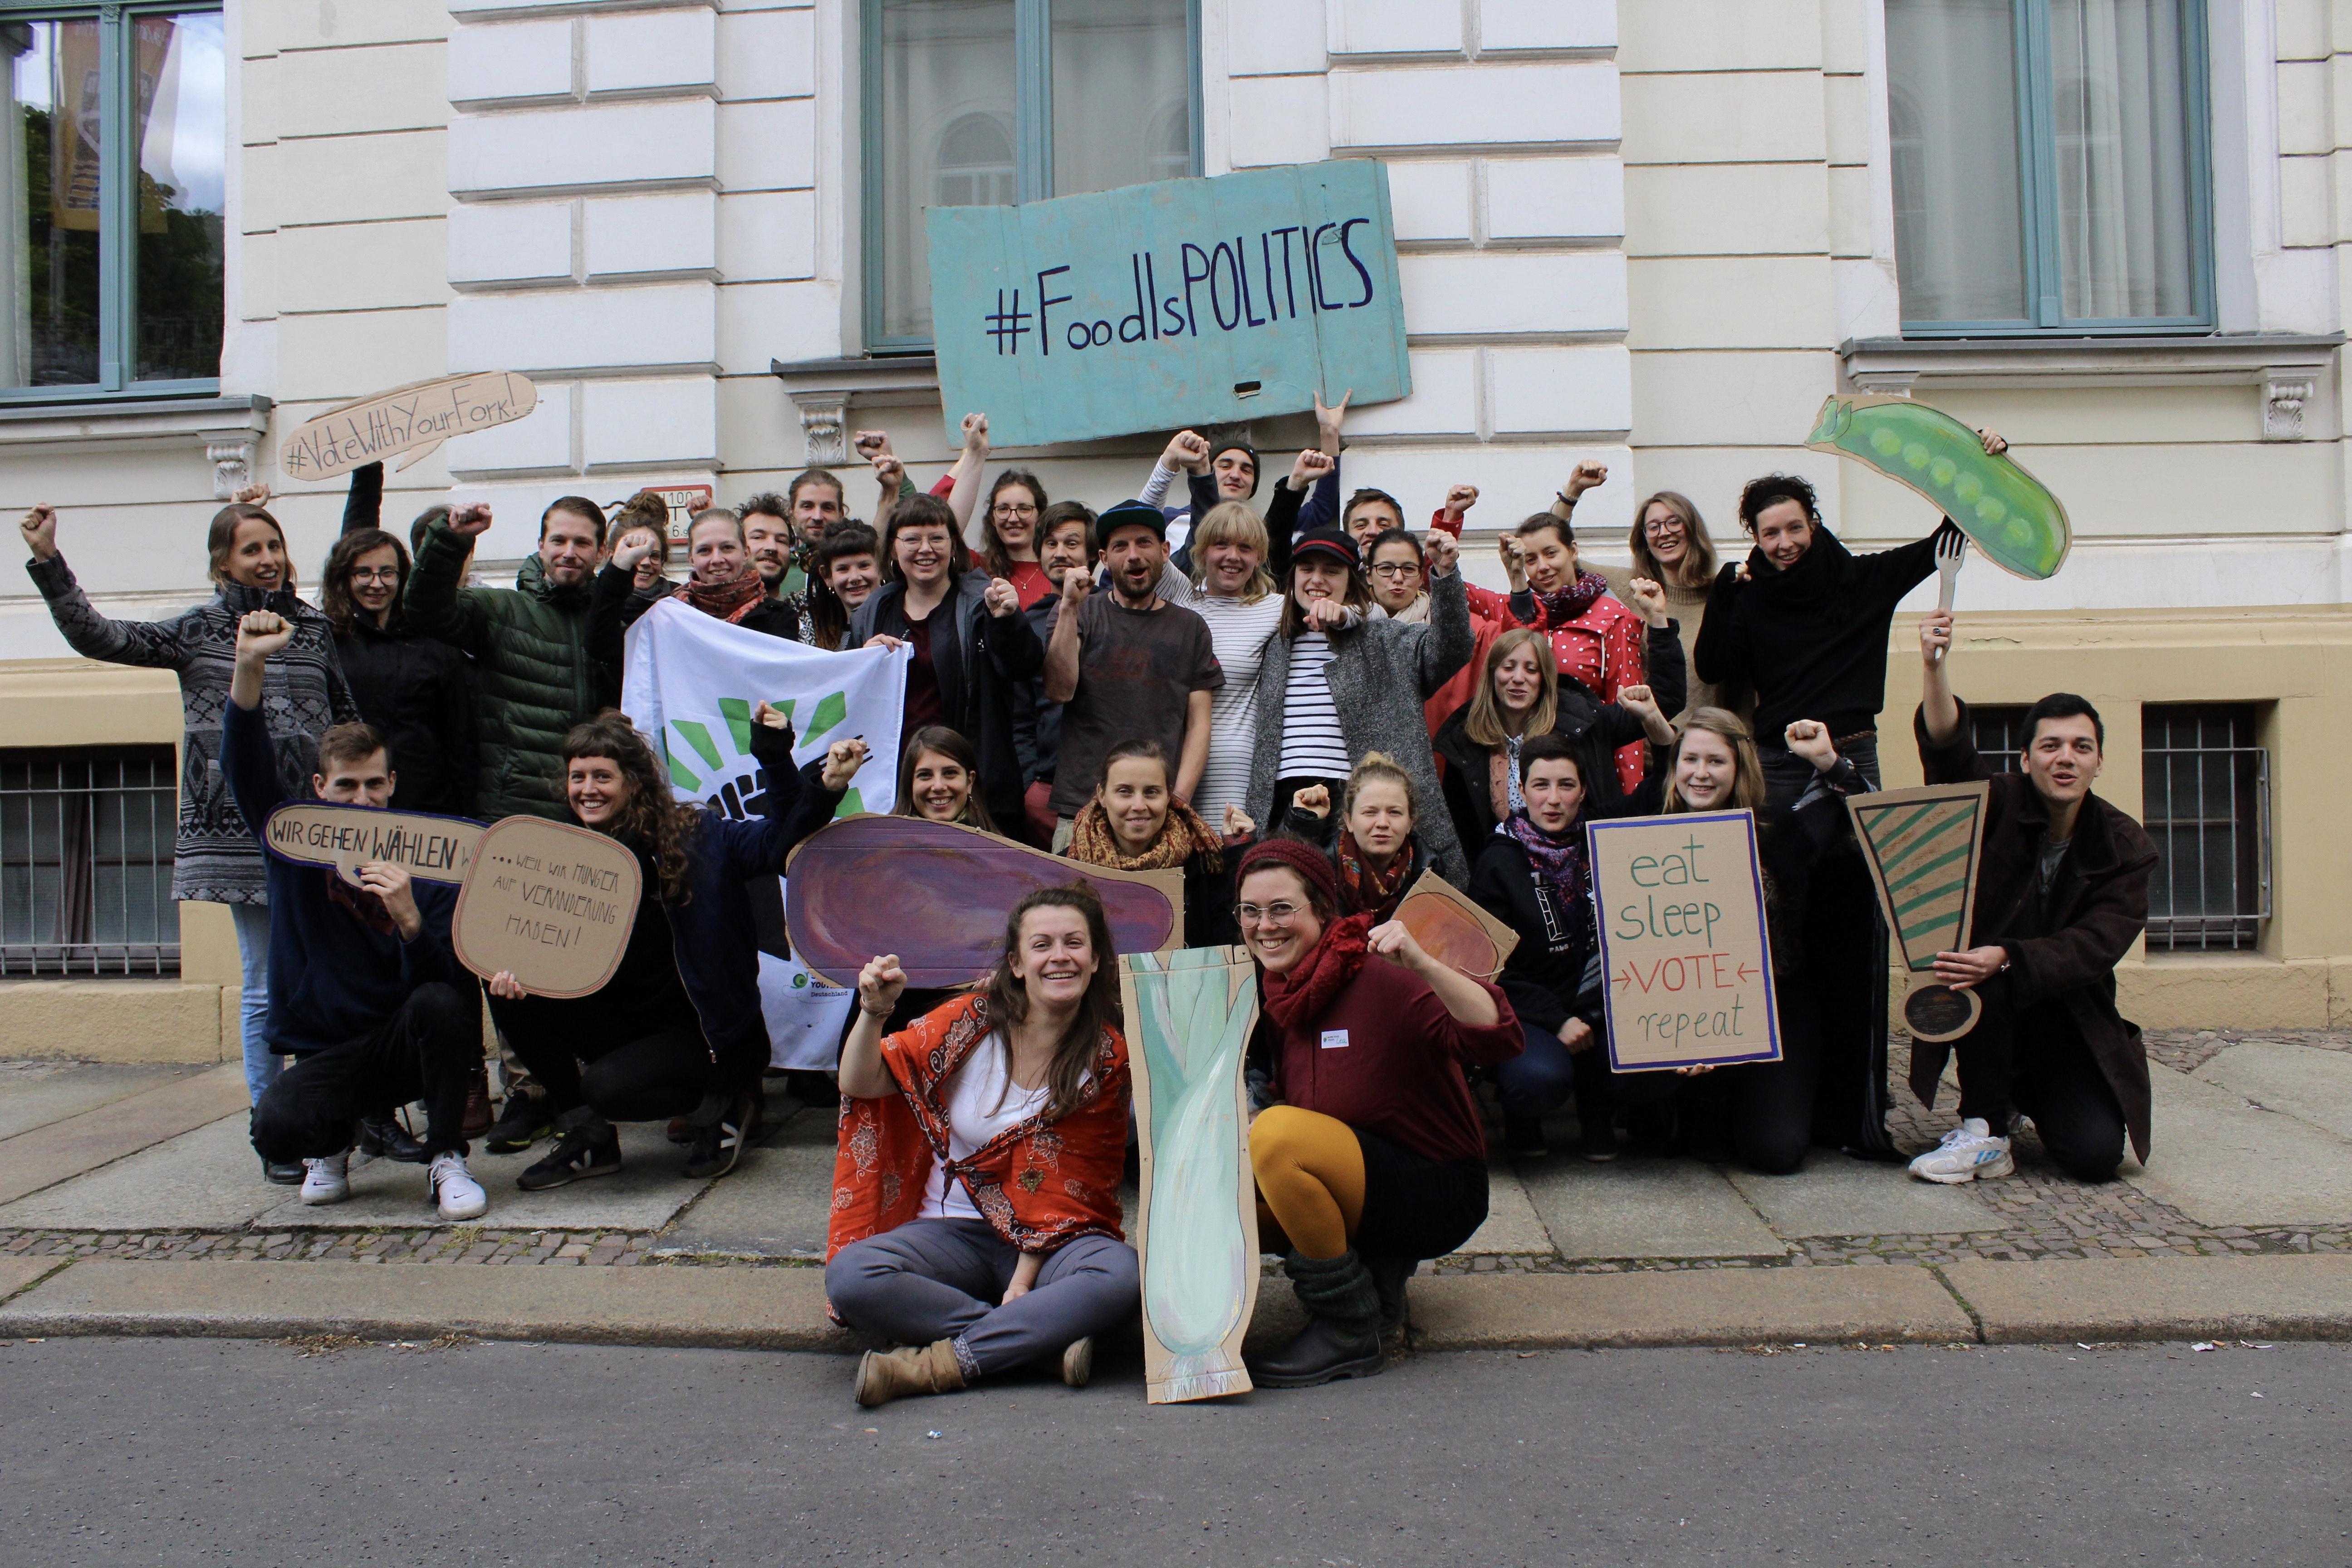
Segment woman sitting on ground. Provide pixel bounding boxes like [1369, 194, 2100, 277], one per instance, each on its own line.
[1062, 738, 1252, 949]
[485, 712, 858, 1188]
[826, 885, 1138, 1408]
[1434, 617, 1683, 851]
[1234, 838, 1522, 1388]
[1285, 752, 1434, 923]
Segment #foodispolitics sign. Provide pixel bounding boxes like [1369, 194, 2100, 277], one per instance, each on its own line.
[621, 598, 907, 1071]
[1587, 811, 1781, 1073]
[926, 161, 1411, 448]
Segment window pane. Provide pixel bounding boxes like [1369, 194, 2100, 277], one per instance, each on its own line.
[876, 0, 1016, 344]
[134, 13, 224, 382]
[2048, 0, 2198, 320]
[1050, 0, 1190, 198]
[1887, 0, 2030, 324]
[1, 21, 103, 387]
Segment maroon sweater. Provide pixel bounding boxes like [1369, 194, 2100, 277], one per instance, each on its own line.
[1265, 956, 1523, 1165]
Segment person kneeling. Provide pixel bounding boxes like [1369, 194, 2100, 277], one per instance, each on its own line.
[225, 612, 486, 1220]
[1236, 839, 1523, 1388]
[825, 887, 1139, 1408]
[1907, 612, 2158, 1185]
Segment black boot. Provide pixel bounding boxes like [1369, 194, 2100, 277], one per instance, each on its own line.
[357, 1112, 427, 1164]
[1364, 1253, 1415, 1335]
[1249, 1250, 1386, 1389]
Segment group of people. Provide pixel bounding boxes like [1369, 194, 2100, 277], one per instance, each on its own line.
[16, 403, 2157, 1402]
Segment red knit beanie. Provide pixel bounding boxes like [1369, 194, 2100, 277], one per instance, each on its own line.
[1235, 836, 1338, 910]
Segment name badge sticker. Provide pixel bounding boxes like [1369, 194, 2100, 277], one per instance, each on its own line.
[1319, 1029, 1349, 1050]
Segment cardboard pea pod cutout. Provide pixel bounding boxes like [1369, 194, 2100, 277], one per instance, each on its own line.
[451, 817, 643, 1000]
[1806, 394, 2071, 579]
[262, 802, 484, 888]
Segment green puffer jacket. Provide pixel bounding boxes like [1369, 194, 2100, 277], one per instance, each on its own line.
[402, 520, 594, 821]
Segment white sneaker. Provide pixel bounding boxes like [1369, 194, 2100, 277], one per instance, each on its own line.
[300, 1150, 351, 1205]
[1908, 1118, 2014, 1185]
[429, 1152, 488, 1221]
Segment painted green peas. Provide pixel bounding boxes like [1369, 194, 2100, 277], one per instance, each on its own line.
[1805, 394, 2071, 580]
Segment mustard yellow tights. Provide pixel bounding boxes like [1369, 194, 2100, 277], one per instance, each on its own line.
[1250, 1105, 1365, 1260]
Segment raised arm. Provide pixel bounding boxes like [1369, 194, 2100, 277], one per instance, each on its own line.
[840, 956, 908, 1100]
[403, 506, 495, 653]
[1918, 609, 1959, 746]
[20, 506, 194, 671]
[222, 611, 298, 831]
[943, 413, 989, 537]
[1295, 391, 1349, 534]
[1411, 538, 1475, 695]
[340, 462, 384, 536]
[1041, 572, 1088, 704]
[1690, 563, 1745, 687]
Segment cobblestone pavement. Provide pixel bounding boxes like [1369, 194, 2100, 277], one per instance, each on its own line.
[5, 1031, 2347, 1279]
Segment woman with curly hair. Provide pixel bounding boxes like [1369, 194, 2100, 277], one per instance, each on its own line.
[485, 710, 858, 1187]
[826, 883, 1137, 1408]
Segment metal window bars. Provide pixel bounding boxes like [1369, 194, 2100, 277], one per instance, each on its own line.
[2141, 706, 2270, 953]
[1965, 705, 2031, 774]
[0, 748, 181, 977]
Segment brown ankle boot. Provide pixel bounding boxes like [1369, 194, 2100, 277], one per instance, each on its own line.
[853, 1339, 966, 1408]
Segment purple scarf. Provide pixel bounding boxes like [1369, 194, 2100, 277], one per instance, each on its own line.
[1502, 808, 1595, 953]
[1532, 569, 1609, 627]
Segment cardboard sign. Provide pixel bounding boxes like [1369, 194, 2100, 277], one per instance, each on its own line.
[452, 816, 642, 1000]
[1394, 868, 1519, 979]
[784, 814, 1183, 988]
[1587, 810, 1780, 1072]
[1122, 946, 1262, 1404]
[262, 802, 483, 889]
[927, 160, 1410, 448]
[279, 371, 539, 482]
[1806, 393, 2071, 580]
[1847, 782, 1992, 1044]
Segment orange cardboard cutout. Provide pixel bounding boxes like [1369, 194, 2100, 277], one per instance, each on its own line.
[1394, 868, 1519, 979]
[452, 817, 642, 999]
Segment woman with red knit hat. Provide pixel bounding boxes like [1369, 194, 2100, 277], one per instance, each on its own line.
[1233, 836, 1523, 1388]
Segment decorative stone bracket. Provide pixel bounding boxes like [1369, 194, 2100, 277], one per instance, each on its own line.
[201, 430, 259, 498]
[770, 355, 941, 466]
[2262, 372, 2315, 442]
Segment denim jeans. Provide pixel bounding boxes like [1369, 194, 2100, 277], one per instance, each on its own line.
[229, 902, 279, 1107]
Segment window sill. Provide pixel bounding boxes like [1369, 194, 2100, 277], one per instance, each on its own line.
[0, 393, 274, 497]
[1838, 333, 2343, 440]
[770, 356, 938, 465]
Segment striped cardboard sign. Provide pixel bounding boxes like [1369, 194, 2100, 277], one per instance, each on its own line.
[1846, 783, 1991, 974]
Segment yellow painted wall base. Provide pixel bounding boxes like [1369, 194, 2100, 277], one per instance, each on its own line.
[0, 981, 231, 1065]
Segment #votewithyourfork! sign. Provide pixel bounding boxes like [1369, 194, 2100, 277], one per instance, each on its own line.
[926, 161, 1410, 448]
[278, 371, 539, 482]
[1586, 811, 1781, 1073]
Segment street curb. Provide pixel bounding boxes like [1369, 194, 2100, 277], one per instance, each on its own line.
[3, 1254, 2348, 1354]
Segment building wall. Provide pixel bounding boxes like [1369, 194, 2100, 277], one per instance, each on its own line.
[0, 0, 2347, 1054]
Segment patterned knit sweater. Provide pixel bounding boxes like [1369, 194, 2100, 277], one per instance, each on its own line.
[28, 554, 357, 905]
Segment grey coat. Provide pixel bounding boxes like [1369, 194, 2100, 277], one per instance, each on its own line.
[1246, 569, 1475, 884]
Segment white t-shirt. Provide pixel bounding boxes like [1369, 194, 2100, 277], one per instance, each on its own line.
[918, 1032, 1050, 1221]
[1278, 631, 1351, 781]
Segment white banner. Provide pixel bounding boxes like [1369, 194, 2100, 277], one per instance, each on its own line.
[622, 597, 908, 1070]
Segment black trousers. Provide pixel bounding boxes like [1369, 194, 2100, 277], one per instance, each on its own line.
[492, 997, 713, 1125]
[1709, 977, 1823, 1176]
[250, 982, 479, 1162]
[1952, 980, 2127, 1182]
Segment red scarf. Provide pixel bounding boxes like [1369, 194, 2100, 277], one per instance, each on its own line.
[679, 570, 768, 623]
[1334, 831, 1413, 919]
[1532, 568, 1609, 627]
[1260, 911, 1377, 1030]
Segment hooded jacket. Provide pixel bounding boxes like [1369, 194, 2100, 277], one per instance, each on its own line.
[333, 614, 478, 818]
[402, 519, 595, 822]
[1911, 701, 2162, 1163]
[27, 553, 358, 904]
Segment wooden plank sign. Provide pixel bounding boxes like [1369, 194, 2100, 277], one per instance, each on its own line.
[1121, 946, 1262, 1404]
[1586, 810, 1781, 1072]
[278, 371, 538, 482]
[1393, 867, 1519, 979]
[926, 160, 1410, 448]
[262, 802, 483, 889]
[1846, 782, 1992, 1044]
[452, 816, 642, 1000]
[784, 814, 1183, 988]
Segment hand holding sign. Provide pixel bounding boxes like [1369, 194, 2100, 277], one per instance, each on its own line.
[264, 802, 484, 889]
[452, 816, 643, 999]
[1587, 811, 1780, 1072]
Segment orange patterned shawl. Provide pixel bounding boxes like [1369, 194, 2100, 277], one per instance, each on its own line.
[825, 992, 1130, 1261]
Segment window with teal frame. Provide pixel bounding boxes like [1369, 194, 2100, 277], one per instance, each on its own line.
[1886, 0, 2212, 335]
[863, 0, 1201, 352]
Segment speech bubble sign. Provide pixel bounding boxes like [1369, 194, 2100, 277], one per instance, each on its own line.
[279, 371, 539, 483]
[261, 802, 485, 888]
[452, 816, 643, 1000]
[1805, 393, 2071, 580]
[1587, 809, 1781, 1073]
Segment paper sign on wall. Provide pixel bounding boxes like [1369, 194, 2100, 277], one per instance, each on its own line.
[926, 160, 1411, 448]
[279, 371, 538, 483]
[1587, 810, 1781, 1072]
[452, 816, 642, 1000]
[262, 802, 483, 889]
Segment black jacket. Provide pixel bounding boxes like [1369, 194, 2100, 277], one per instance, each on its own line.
[846, 571, 1047, 827]
[1432, 621, 1687, 852]
[1012, 590, 1064, 790]
[1693, 521, 1958, 742]
[335, 617, 479, 818]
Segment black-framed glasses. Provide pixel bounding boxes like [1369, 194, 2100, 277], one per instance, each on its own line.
[992, 503, 1039, 518]
[1368, 562, 1421, 579]
[348, 567, 400, 583]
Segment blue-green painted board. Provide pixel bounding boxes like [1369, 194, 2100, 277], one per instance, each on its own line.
[926, 160, 1411, 448]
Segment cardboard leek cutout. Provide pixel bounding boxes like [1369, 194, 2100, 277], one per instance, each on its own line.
[784, 814, 1183, 988]
[452, 816, 642, 999]
[1121, 946, 1262, 1404]
[1845, 783, 1992, 1044]
[1805, 394, 2071, 580]
[262, 802, 483, 888]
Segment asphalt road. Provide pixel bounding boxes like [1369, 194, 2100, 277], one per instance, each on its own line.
[2, 1334, 2346, 1567]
